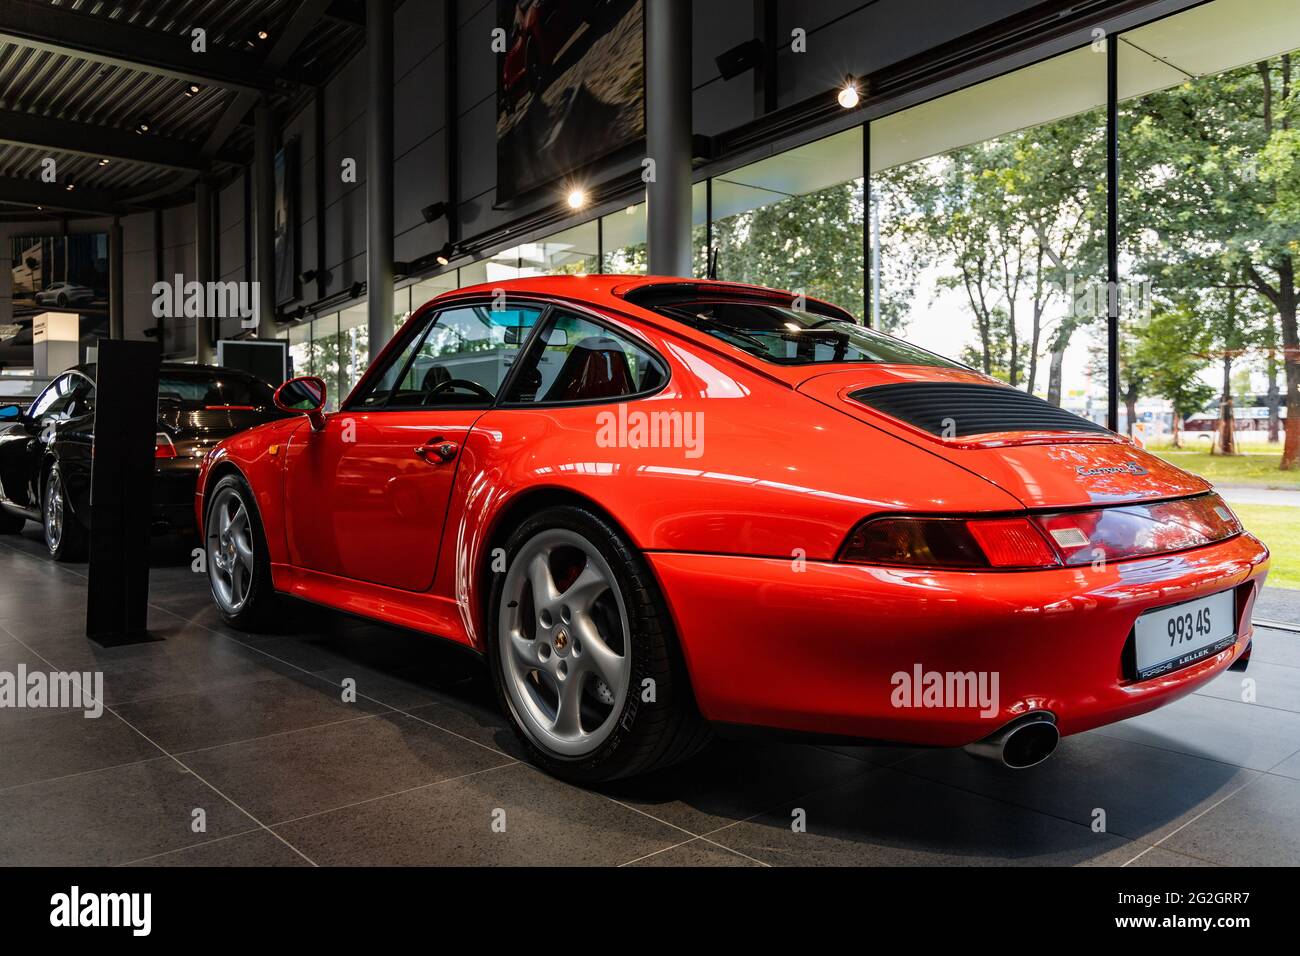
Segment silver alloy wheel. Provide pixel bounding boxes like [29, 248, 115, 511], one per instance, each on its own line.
[207, 485, 255, 615]
[43, 470, 64, 553]
[499, 528, 632, 758]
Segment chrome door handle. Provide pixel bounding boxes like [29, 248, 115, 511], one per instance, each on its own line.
[415, 439, 458, 462]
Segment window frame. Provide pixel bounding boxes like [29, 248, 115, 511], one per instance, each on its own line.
[342, 297, 554, 413]
[496, 302, 672, 410]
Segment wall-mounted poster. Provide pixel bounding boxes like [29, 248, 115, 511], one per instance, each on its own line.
[496, 0, 645, 203]
[274, 139, 300, 307]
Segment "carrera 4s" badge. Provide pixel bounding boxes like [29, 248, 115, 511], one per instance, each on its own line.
[1076, 461, 1149, 478]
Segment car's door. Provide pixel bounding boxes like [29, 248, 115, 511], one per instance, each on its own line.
[282, 301, 546, 591]
[0, 373, 77, 513]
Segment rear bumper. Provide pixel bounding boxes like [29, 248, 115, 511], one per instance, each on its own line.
[649, 533, 1269, 746]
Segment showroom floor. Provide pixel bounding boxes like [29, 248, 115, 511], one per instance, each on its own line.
[2, 527, 1299, 868]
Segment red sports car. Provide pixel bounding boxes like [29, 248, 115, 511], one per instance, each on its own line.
[196, 275, 1268, 783]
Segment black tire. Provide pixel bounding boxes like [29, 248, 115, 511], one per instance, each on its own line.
[43, 463, 86, 561]
[0, 507, 25, 534]
[487, 504, 711, 784]
[203, 473, 277, 630]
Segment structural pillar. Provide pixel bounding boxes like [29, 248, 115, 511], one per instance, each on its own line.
[108, 216, 124, 339]
[645, 0, 692, 278]
[194, 179, 215, 363]
[366, 0, 395, 352]
[253, 99, 277, 338]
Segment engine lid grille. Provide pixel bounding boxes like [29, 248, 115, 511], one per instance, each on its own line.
[847, 382, 1111, 439]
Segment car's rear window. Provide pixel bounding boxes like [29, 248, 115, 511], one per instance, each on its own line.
[653, 300, 963, 368]
[156, 371, 275, 408]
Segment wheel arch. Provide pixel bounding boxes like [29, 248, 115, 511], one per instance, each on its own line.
[476, 485, 641, 635]
[473, 482, 699, 695]
[198, 460, 252, 536]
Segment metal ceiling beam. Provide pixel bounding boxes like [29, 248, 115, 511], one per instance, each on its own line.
[0, 0, 275, 95]
[0, 176, 138, 215]
[0, 108, 244, 171]
[201, 0, 333, 158]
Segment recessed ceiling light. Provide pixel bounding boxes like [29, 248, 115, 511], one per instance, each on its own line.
[66, 184, 75, 191]
[566, 188, 587, 210]
[98, 158, 110, 166]
[137, 120, 150, 133]
[257, 29, 269, 40]
[186, 84, 201, 97]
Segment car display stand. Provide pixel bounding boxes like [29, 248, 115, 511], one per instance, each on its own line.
[85, 339, 162, 646]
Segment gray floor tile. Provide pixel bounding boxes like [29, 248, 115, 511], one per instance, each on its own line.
[893, 731, 1258, 844]
[1123, 846, 1219, 866]
[112, 673, 391, 753]
[0, 710, 165, 788]
[0, 758, 257, 866]
[598, 739, 872, 836]
[181, 711, 513, 823]
[1195, 659, 1300, 713]
[1093, 692, 1300, 772]
[1159, 774, 1300, 866]
[273, 763, 685, 866]
[404, 700, 527, 759]
[704, 767, 1137, 866]
[626, 838, 762, 867]
[128, 829, 312, 867]
[1247, 626, 1300, 669]
[1269, 750, 1300, 781]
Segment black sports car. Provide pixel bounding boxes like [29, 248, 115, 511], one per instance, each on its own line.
[0, 362, 286, 560]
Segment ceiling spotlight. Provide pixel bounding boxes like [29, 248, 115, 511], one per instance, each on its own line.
[420, 201, 449, 224]
[566, 188, 587, 210]
[98, 158, 110, 166]
[65, 183, 75, 191]
[837, 78, 861, 109]
[349, 281, 364, 299]
[257, 29, 269, 40]
[297, 268, 317, 285]
[434, 241, 455, 266]
[136, 120, 151, 133]
[185, 83, 201, 97]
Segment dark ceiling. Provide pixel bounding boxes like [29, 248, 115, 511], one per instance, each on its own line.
[0, 0, 367, 222]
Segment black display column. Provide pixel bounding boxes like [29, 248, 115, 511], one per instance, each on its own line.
[86, 339, 161, 645]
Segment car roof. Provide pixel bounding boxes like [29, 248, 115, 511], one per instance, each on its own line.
[421, 274, 851, 320]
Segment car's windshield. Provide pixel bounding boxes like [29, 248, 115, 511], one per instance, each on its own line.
[653, 300, 964, 368]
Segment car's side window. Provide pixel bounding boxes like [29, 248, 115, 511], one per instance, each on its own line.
[504, 311, 667, 405]
[28, 374, 77, 421]
[67, 376, 95, 418]
[353, 303, 544, 409]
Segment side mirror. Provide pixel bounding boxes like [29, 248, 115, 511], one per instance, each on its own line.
[0, 404, 21, 421]
[274, 376, 327, 431]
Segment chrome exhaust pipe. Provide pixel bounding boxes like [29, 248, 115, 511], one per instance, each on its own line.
[964, 712, 1058, 769]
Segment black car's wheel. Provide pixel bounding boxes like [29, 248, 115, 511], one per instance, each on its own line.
[56, 293, 67, 306]
[204, 473, 276, 629]
[43, 463, 86, 561]
[487, 505, 710, 783]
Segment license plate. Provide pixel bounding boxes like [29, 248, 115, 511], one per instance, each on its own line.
[1133, 589, 1236, 681]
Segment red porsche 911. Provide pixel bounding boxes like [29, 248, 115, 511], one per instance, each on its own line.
[196, 275, 1268, 783]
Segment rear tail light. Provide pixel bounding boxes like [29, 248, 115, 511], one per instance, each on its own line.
[154, 433, 177, 459]
[839, 494, 1241, 570]
[1031, 493, 1242, 566]
[965, 518, 1059, 568]
[839, 516, 1053, 569]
